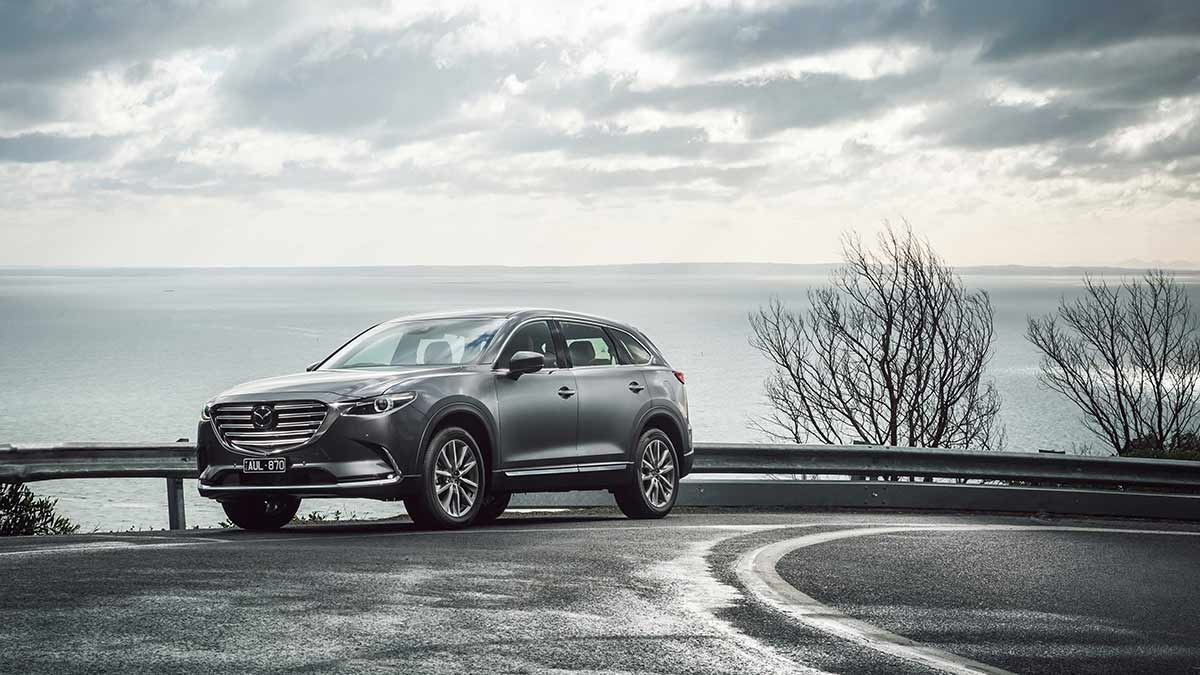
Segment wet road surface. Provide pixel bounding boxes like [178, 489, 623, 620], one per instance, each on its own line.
[1, 509, 1197, 674]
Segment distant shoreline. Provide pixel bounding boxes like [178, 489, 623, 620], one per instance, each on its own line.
[2, 262, 1199, 276]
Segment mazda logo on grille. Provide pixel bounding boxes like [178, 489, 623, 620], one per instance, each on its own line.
[250, 405, 277, 430]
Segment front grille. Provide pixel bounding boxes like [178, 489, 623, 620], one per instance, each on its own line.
[211, 400, 328, 455]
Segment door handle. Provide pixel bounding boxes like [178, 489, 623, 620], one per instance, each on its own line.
[628, 381, 645, 393]
[558, 386, 576, 399]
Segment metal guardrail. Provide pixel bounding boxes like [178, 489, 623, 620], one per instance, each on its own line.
[0, 443, 197, 482]
[3, 441, 1200, 529]
[691, 443, 1200, 489]
[0, 442, 197, 530]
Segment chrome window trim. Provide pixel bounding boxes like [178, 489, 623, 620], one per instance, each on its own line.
[569, 363, 643, 371]
[492, 316, 658, 369]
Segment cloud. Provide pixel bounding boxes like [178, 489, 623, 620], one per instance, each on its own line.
[917, 100, 1138, 149]
[644, 0, 926, 71]
[0, 1, 300, 84]
[1134, 119, 1200, 163]
[0, 84, 62, 126]
[1, 1, 1199, 267]
[531, 68, 937, 138]
[218, 16, 550, 138]
[645, 0, 1200, 70]
[0, 132, 122, 162]
[996, 43, 1200, 105]
[549, 163, 770, 194]
[492, 123, 764, 161]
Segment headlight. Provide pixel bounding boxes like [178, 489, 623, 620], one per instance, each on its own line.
[200, 403, 212, 421]
[341, 391, 417, 416]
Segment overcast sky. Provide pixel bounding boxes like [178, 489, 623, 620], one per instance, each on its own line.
[2, 0, 1198, 267]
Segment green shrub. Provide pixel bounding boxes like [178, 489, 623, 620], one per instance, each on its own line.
[0, 483, 80, 536]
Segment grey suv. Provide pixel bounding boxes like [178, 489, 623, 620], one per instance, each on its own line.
[197, 309, 692, 530]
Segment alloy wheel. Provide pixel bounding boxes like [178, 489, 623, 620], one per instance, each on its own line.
[434, 439, 480, 518]
[639, 438, 676, 508]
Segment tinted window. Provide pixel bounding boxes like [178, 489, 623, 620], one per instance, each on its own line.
[560, 321, 616, 367]
[323, 318, 503, 368]
[498, 321, 559, 368]
[613, 328, 652, 365]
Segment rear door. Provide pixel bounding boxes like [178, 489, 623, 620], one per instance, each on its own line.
[493, 320, 578, 470]
[559, 320, 650, 468]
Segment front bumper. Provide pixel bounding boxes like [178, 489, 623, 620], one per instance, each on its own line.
[198, 474, 406, 499]
[197, 395, 427, 501]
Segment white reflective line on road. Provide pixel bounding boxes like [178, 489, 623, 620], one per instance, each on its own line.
[0, 523, 797, 559]
[225, 521, 803, 545]
[654, 526, 832, 675]
[0, 521, 846, 559]
[0, 540, 207, 558]
[7, 519, 1194, 560]
[736, 525, 1200, 675]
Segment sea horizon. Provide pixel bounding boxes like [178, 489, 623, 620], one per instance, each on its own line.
[5, 264, 1199, 530]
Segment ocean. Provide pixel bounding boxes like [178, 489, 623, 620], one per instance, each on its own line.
[3, 265, 1197, 531]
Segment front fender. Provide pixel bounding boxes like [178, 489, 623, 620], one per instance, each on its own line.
[418, 397, 501, 469]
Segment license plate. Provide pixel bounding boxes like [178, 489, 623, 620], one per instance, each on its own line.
[243, 457, 287, 473]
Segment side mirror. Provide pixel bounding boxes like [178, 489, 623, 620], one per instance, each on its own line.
[306, 362, 320, 372]
[507, 351, 545, 377]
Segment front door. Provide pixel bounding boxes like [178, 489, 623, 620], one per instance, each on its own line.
[493, 320, 578, 470]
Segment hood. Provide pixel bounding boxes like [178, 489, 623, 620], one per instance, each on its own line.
[214, 366, 465, 401]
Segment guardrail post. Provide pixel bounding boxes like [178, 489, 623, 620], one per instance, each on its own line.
[166, 478, 186, 530]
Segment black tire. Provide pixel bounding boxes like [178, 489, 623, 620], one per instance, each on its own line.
[614, 429, 679, 519]
[474, 492, 512, 525]
[222, 496, 301, 531]
[404, 426, 486, 530]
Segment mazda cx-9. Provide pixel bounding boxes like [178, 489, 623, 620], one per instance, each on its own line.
[196, 309, 692, 530]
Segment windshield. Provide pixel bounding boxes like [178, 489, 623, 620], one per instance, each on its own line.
[321, 317, 504, 369]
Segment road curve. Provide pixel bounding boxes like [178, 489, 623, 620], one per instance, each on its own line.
[1, 509, 1197, 674]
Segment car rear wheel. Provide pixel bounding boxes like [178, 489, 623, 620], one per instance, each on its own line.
[221, 495, 301, 530]
[614, 429, 678, 519]
[474, 492, 512, 525]
[404, 426, 485, 529]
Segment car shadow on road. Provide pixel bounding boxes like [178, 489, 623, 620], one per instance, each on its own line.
[232, 510, 632, 536]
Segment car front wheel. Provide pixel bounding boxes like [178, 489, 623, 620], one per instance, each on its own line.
[614, 429, 679, 519]
[221, 496, 301, 531]
[404, 426, 486, 529]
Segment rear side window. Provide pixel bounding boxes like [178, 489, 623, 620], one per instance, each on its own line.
[612, 328, 652, 365]
[560, 321, 617, 367]
[498, 321, 559, 368]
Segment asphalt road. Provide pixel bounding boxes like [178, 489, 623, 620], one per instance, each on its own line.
[1, 509, 1198, 674]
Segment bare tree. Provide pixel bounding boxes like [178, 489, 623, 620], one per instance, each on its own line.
[749, 224, 1004, 450]
[1027, 271, 1200, 456]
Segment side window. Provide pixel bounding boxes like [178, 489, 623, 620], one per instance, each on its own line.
[498, 321, 559, 368]
[560, 321, 617, 367]
[612, 329, 652, 365]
